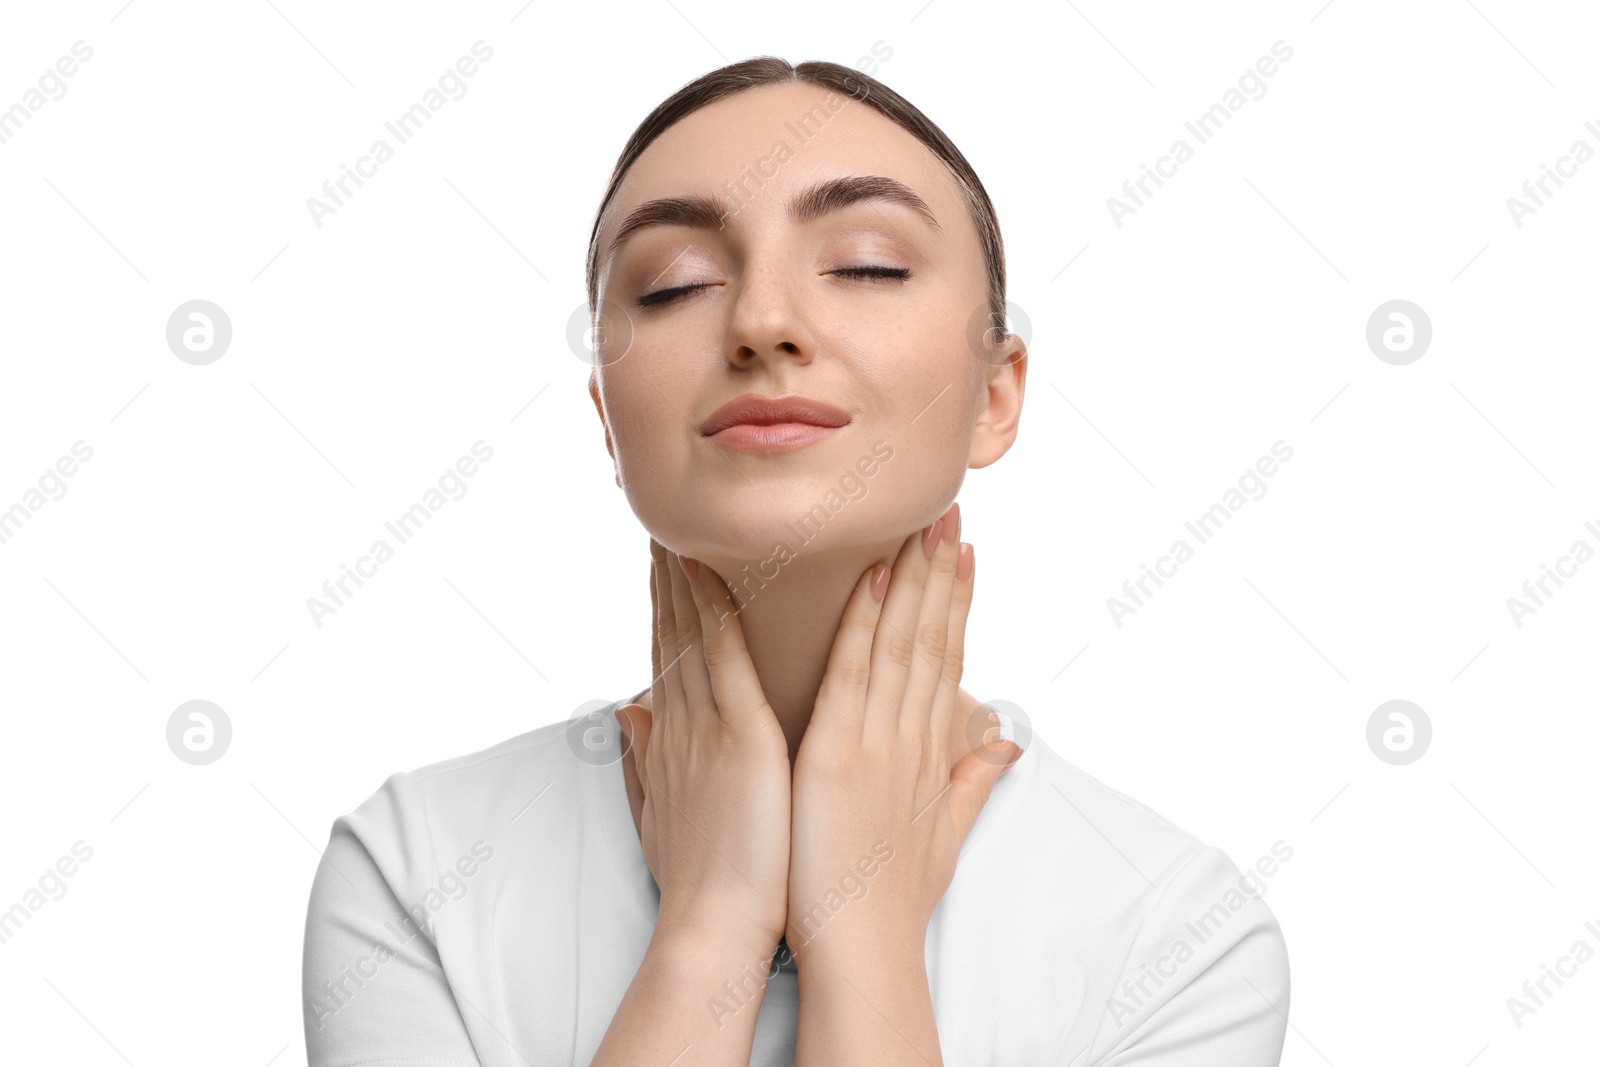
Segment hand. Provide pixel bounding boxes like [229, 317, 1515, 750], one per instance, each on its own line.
[786, 503, 1019, 962]
[617, 538, 793, 957]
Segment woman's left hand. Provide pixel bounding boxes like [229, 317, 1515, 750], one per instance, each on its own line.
[786, 502, 1021, 967]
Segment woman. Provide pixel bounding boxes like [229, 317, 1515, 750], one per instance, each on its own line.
[302, 56, 1290, 1066]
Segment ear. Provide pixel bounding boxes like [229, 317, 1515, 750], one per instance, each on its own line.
[589, 372, 623, 489]
[968, 333, 1027, 470]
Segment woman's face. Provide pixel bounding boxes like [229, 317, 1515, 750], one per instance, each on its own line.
[589, 80, 1024, 566]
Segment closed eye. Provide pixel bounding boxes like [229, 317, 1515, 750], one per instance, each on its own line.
[635, 265, 912, 310]
[636, 282, 714, 309]
[830, 265, 912, 283]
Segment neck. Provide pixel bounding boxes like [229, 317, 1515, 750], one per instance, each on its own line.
[631, 534, 978, 765]
[712, 543, 890, 762]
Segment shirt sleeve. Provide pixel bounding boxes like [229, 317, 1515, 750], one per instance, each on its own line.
[301, 770, 483, 1067]
[1090, 845, 1292, 1066]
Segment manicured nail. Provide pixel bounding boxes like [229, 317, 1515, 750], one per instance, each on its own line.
[923, 521, 940, 558]
[956, 542, 974, 582]
[869, 563, 890, 602]
[678, 554, 698, 581]
[1000, 744, 1024, 774]
[943, 503, 959, 544]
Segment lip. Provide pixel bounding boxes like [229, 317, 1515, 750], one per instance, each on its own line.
[705, 422, 844, 452]
[699, 392, 852, 437]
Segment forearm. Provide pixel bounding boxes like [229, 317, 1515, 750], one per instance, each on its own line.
[793, 927, 942, 1067]
[592, 925, 778, 1067]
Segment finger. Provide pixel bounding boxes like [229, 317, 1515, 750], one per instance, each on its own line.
[863, 514, 942, 728]
[617, 701, 655, 879]
[677, 552, 772, 728]
[900, 503, 960, 734]
[813, 561, 891, 741]
[946, 738, 1020, 843]
[647, 553, 662, 727]
[663, 547, 715, 729]
[646, 544, 673, 788]
[649, 539, 687, 743]
[617, 702, 653, 796]
[930, 540, 974, 749]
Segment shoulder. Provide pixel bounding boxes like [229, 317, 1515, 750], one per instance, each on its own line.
[1015, 733, 1262, 896]
[314, 712, 602, 899]
[301, 717, 602, 1058]
[1012, 736, 1292, 1062]
[397, 715, 578, 824]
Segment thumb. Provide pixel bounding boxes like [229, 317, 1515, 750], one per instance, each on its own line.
[947, 741, 1022, 841]
[616, 703, 653, 786]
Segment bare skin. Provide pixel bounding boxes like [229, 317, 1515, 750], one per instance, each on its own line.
[586, 79, 1027, 1066]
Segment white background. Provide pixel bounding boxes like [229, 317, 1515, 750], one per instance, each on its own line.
[1, 0, 1597, 1064]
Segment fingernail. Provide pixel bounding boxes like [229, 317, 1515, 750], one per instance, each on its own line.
[956, 542, 974, 582]
[1000, 745, 1024, 775]
[678, 554, 698, 581]
[943, 503, 959, 544]
[869, 563, 890, 602]
[922, 521, 940, 559]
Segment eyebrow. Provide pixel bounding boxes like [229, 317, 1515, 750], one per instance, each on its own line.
[605, 174, 942, 262]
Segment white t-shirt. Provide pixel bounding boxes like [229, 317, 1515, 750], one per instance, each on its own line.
[302, 695, 1290, 1065]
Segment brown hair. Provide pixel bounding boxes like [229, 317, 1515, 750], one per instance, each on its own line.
[585, 56, 1006, 332]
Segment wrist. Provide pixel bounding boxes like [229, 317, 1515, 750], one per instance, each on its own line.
[652, 910, 784, 963]
[786, 912, 927, 977]
[645, 923, 787, 1014]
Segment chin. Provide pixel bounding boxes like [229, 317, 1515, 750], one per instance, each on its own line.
[654, 487, 872, 559]
[712, 500, 853, 562]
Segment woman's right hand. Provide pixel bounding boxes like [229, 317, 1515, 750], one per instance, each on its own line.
[616, 538, 792, 958]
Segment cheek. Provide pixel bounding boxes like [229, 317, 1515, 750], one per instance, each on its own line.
[850, 353, 976, 523]
[860, 322, 977, 442]
[604, 386, 695, 545]
[599, 350, 717, 541]
[606, 379, 677, 476]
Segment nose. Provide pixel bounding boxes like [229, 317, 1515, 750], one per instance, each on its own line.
[725, 260, 817, 369]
